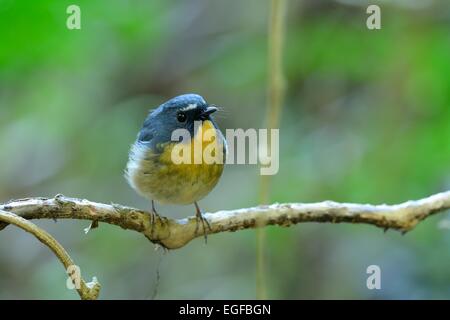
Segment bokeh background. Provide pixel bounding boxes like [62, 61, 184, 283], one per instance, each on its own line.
[1, 0, 450, 299]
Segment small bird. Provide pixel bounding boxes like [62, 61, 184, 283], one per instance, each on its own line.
[125, 94, 226, 242]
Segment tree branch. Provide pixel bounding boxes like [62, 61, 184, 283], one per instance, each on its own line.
[0, 209, 100, 300]
[1, 191, 449, 250]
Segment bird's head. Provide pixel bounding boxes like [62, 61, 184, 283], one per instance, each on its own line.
[138, 94, 219, 149]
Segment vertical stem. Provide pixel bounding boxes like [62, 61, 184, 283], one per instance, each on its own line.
[257, 0, 287, 299]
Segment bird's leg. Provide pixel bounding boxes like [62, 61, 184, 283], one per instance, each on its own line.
[149, 200, 169, 236]
[194, 201, 211, 244]
[149, 200, 158, 236]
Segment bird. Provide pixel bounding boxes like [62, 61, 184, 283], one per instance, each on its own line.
[125, 94, 226, 242]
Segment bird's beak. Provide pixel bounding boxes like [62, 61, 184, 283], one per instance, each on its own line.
[200, 105, 218, 119]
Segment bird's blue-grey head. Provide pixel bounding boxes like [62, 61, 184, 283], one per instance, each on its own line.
[137, 94, 219, 151]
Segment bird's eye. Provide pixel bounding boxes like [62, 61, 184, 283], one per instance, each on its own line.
[177, 112, 187, 123]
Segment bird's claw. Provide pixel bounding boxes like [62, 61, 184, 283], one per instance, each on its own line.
[149, 201, 169, 237]
[194, 203, 211, 244]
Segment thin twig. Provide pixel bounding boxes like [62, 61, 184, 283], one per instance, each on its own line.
[0, 209, 100, 300]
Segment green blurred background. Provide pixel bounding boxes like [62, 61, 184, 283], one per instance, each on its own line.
[1, 0, 450, 299]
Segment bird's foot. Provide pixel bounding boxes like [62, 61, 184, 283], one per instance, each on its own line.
[149, 201, 169, 237]
[194, 202, 211, 244]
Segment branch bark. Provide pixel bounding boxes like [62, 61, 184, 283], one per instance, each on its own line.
[0, 209, 100, 300]
[1, 191, 449, 250]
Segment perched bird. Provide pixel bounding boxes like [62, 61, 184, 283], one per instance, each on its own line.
[125, 94, 226, 241]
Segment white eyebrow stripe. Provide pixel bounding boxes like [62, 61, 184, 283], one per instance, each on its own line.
[180, 104, 198, 112]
